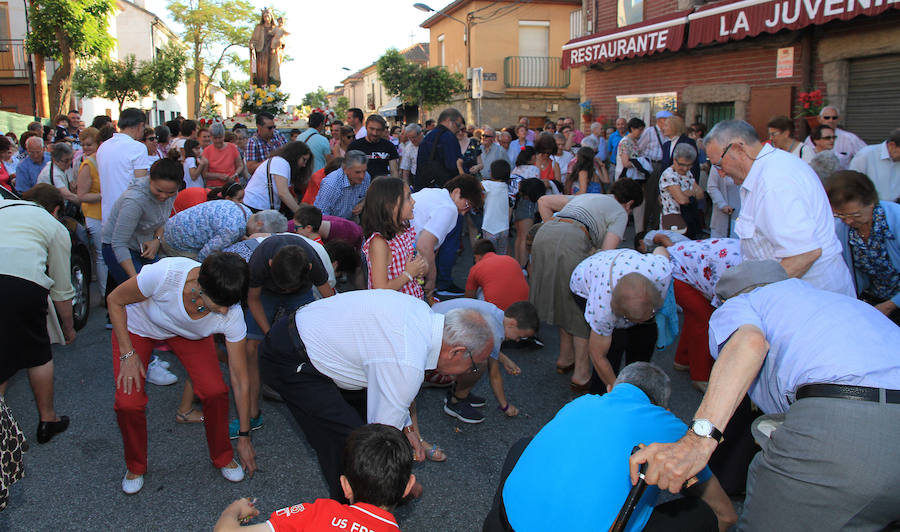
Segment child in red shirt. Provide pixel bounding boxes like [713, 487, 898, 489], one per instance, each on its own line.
[214, 424, 416, 532]
[465, 239, 530, 310]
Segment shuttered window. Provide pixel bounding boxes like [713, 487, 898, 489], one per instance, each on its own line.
[845, 54, 900, 145]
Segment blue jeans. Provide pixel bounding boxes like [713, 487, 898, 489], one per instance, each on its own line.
[244, 288, 316, 340]
[436, 215, 463, 289]
[102, 243, 157, 285]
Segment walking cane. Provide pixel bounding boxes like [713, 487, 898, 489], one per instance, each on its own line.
[610, 446, 648, 532]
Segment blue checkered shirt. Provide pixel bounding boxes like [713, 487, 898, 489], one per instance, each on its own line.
[245, 131, 288, 162]
[313, 167, 371, 220]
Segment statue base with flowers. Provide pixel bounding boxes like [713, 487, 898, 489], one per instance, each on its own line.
[241, 85, 290, 117]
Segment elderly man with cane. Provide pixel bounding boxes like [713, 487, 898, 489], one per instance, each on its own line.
[631, 261, 900, 531]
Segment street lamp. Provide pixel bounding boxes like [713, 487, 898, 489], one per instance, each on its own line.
[414, 2, 467, 44]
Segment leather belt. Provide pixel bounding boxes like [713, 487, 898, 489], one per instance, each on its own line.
[554, 217, 590, 241]
[796, 384, 900, 404]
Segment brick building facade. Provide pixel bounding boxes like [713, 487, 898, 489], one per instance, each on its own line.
[565, 0, 900, 144]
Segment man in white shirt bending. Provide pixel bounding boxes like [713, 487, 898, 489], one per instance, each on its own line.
[257, 289, 493, 500]
[704, 120, 854, 297]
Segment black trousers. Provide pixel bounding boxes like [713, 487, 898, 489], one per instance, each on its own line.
[258, 314, 367, 500]
[590, 321, 658, 395]
[483, 436, 719, 532]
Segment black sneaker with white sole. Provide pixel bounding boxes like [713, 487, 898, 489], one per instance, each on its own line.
[443, 398, 485, 423]
[460, 391, 486, 407]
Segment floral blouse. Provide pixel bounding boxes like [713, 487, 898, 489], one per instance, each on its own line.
[617, 135, 641, 165]
[848, 203, 900, 301]
[659, 167, 694, 216]
[668, 238, 742, 307]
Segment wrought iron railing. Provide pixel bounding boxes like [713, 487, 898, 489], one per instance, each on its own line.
[0, 39, 29, 79]
[503, 56, 570, 89]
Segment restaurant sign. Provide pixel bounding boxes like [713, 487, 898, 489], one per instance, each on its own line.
[562, 14, 689, 69]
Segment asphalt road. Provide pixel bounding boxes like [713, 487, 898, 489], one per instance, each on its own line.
[0, 249, 705, 532]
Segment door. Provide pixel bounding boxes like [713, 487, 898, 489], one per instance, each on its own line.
[845, 54, 900, 144]
[518, 23, 549, 87]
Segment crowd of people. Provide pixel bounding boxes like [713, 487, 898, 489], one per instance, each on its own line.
[1, 101, 899, 532]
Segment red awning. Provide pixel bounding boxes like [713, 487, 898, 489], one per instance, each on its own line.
[688, 0, 900, 47]
[562, 13, 689, 69]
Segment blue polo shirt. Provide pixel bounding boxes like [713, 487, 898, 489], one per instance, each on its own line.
[15, 153, 50, 194]
[502, 384, 712, 532]
[607, 130, 624, 165]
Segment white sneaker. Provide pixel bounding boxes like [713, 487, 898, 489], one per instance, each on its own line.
[146, 359, 177, 386]
[151, 355, 171, 370]
[122, 473, 144, 494]
[221, 462, 244, 483]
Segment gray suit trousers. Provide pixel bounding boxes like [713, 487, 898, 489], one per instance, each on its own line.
[739, 396, 900, 531]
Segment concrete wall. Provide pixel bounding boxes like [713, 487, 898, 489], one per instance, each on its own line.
[449, 92, 581, 129]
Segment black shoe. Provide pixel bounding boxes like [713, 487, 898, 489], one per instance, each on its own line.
[442, 398, 485, 424]
[446, 389, 486, 408]
[435, 283, 465, 296]
[36, 416, 69, 444]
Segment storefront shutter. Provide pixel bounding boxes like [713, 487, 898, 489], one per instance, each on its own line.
[845, 54, 900, 145]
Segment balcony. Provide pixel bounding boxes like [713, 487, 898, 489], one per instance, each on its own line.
[503, 56, 570, 90]
[0, 39, 29, 80]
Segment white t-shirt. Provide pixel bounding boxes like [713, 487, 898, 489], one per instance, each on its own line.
[411, 188, 458, 247]
[173, 138, 187, 151]
[127, 257, 247, 342]
[183, 158, 204, 188]
[481, 180, 509, 235]
[97, 133, 151, 222]
[242, 156, 291, 211]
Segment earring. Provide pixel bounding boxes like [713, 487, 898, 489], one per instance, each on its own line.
[190, 287, 208, 313]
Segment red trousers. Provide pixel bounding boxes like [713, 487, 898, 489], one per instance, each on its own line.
[673, 280, 715, 382]
[112, 333, 232, 475]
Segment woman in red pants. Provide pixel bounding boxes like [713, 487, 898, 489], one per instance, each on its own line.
[107, 252, 257, 494]
[658, 238, 741, 390]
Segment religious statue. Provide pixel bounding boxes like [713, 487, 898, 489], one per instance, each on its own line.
[249, 8, 286, 88]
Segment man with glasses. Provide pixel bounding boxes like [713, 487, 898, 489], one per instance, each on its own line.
[803, 106, 866, 162]
[245, 112, 287, 174]
[347, 114, 399, 177]
[479, 126, 509, 179]
[36, 143, 78, 204]
[569, 248, 672, 394]
[257, 289, 494, 499]
[705, 120, 854, 297]
[400, 123, 424, 186]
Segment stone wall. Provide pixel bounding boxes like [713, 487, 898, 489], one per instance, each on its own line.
[445, 93, 581, 129]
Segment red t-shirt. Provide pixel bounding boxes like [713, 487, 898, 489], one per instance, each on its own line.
[267, 499, 400, 532]
[170, 187, 209, 216]
[202, 142, 240, 187]
[465, 252, 529, 310]
[301, 167, 326, 205]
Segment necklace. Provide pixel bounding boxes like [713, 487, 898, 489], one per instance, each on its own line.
[190, 286, 208, 313]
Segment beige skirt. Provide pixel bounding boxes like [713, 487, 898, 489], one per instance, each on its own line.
[529, 220, 594, 338]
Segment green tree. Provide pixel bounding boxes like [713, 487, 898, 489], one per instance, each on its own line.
[334, 96, 350, 119]
[167, 0, 258, 115]
[302, 86, 329, 108]
[26, 0, 116, 118]
[377, 48, 465, 110]
[73, 43, 188, 113]
[219, 70, 250, 100]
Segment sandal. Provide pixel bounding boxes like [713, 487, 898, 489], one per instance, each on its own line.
[555, 362, 575, 374]
[175, 408, 204, 424]
[420, 440, 447, 462]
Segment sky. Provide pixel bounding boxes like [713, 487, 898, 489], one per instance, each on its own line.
[142, 0, 434, 104]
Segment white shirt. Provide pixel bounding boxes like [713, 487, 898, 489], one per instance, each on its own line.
[128, 257, 247, 342]
[481, 180, 510, 235]
[552, 151, 574, 179]
[709, 279, 900, 414]
[97, 133, 151, 222]
[242, 156, 291, 211]
[850, 142, 900, 202]
[399, 141, 419, 175]
[706, 167, 741, 238]
[734, 143, 854, 297]
[36, 161, 75, 190]
[668, 238, 742, 307]
[354, 126, 366, 140]
[182, 158, 204, 188]
[803, 127, 866, 162]
[637, 124, 665, 162]
[569, 249, 672, 336]
[411, 188, 458, 247]
[295, 290, 444, 429]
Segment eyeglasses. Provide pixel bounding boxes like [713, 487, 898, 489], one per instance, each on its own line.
[833, 206, 870, 220]
[264, 125, 276, 130]
[711, 142, 734, 171]
[625, 308, 657, 323]
[820, 135, 837, 140]
[821, 116, 839, 120]
[143, 136, 157, 142]
[465, 350, 479, 375]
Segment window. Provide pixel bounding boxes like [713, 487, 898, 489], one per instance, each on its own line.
[616, 92, 677, 125]
[437, 34, 445, 66]
[158, 110, 165, 125]
[698, 102, 735, 130]
[617, 0, 643, 28]
[570, 9, 584, 40]
[0, 3, 10, 53]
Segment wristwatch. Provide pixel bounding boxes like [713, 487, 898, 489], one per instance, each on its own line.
[689, 419, 724, 443]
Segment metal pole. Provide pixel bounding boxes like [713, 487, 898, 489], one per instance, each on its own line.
[24, 0, 37, 118]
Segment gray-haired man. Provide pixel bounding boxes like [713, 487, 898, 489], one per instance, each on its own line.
[400, 123, 424, 185]
[258, 289, 493, 500]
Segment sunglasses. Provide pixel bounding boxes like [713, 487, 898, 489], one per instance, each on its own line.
[482, 134, 495, 138]
[143, 136, 157, 142]
[264, 125, 276, 130]
[821, 116, 838, 120]
[820, 135, 837, 140]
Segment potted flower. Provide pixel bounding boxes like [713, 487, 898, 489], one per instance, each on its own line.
[795, 89, 826, 129]
[580, 100, 592, 124]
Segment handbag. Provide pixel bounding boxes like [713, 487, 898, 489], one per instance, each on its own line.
[660, 213, 687, 232]
[265, 158, 275, 210]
